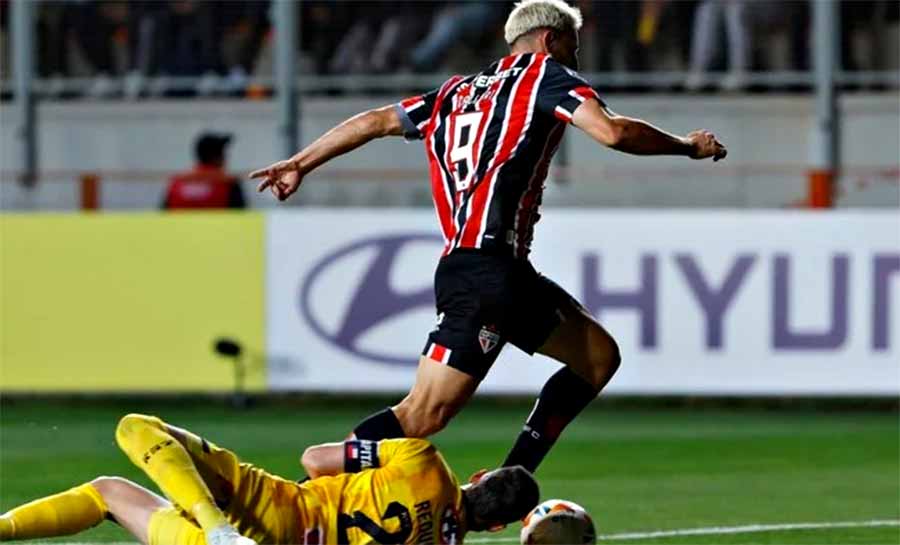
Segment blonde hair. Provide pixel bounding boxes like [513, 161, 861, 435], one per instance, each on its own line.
[504, 0, 583, 45]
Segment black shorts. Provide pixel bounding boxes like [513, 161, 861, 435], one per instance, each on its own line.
[422, 249, 581, 380]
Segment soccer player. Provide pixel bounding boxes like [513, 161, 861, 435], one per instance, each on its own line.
[0, 413, 538, 544]
[251, 0, 727, 473]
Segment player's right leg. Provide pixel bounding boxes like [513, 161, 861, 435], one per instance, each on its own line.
[352, 354, 479, 439]
[352, 251, 507, 440]
[91, 477, 170, 544]
[392, 354, 480, 437]
[0, 476, 167, 543]
[114, 414, 257, 545]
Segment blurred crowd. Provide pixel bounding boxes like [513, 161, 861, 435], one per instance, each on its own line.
[0, 0, 898, 97]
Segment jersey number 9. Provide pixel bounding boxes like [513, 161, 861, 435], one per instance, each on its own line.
[448, 112, 484, 192]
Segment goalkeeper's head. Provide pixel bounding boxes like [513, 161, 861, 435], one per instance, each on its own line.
[462, 465, 540, 531]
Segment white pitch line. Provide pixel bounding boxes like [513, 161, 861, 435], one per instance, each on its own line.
[467, 519, 900, 543]
[26, 519, 900, 545]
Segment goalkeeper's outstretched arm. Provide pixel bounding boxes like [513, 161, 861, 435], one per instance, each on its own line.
[301, 442, 346, 479]
[301, 438, 416, 479]
[250, 106, 404, 201]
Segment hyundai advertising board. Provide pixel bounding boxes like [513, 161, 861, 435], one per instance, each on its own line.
[266, 209, 900, 395]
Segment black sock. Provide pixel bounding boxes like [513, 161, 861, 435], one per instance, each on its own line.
[353, 407, 406, 440]
[502, 367, 599, 473]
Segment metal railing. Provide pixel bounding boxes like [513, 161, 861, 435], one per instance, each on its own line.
[1, 164, 896, 211]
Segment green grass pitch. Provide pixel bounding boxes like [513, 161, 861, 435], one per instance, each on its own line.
[1, 398, 897, 544]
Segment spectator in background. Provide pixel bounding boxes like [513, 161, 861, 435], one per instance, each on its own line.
[885, 0, 900, 72]
[841, 0, 876, 72]
[785, 1, 809, 73]
[35, 1, 73, 91]
[300, 1, 351, 75]
[328, 1, 436, 74]
[840, 0, 900, 78]
[214, 0, 270, 94]
[408, 1, 508, 73]
[686, 0, 750, 91]
[125, 1, 270, 99]
[327, 0, 395, 74]
[653, 1, 698, 73]
[591, 0, 647, 73]
[71, 0, 130, 97]
[163, 133, 246, 210]
[1, 0, 11, 84]
[124, 1, 167, 99]
[745, 1, 808, 83]
[153, 1, 219, 96]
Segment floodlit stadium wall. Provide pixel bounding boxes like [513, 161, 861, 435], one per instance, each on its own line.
[2, 210, 898, 395]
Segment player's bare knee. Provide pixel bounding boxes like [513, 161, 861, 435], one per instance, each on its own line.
[89, 476, 116, 496]
[600, 342, 622, 378]
[90, 476, 131, 499]
[602, 338, 622, 374]
[586, 335, 621, 388]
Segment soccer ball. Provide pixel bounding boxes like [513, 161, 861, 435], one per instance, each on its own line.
[520, 499, 596, 544]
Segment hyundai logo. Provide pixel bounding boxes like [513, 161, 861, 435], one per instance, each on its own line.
[299, 233, 443, 365]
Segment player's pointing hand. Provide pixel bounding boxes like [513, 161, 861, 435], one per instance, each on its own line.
[250, 160, 303, 201]
[686, 130, 727, 162]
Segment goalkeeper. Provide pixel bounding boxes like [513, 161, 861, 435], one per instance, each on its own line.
[0, 413, 538, 544]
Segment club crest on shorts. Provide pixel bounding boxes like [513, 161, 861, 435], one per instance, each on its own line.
[478, 325, 500, 353]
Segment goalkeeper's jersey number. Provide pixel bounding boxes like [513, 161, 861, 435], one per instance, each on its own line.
[337, 502, 413, 544]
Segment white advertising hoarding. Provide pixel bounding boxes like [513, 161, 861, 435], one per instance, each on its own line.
[266, 210, 900, 395]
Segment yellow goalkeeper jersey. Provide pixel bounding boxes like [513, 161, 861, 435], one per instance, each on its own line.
[299, 438, 467, 544]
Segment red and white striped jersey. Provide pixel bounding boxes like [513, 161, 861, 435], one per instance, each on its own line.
[395, 53, 601, 258]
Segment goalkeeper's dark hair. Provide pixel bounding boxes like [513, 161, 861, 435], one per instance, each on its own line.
[463, 466, 540, 530]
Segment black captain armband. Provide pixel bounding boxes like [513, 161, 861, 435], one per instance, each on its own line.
[344, 440, 380, 473]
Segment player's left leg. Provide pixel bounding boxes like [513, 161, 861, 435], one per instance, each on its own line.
[502, 272, 621, 473]
[118, 414, 302, 544]
[114, 414, 257, 545]
[115, 414, 230, 533]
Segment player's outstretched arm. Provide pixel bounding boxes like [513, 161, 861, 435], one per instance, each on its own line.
[250, 105, 404, 201]
[571, 98, 727, 161]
